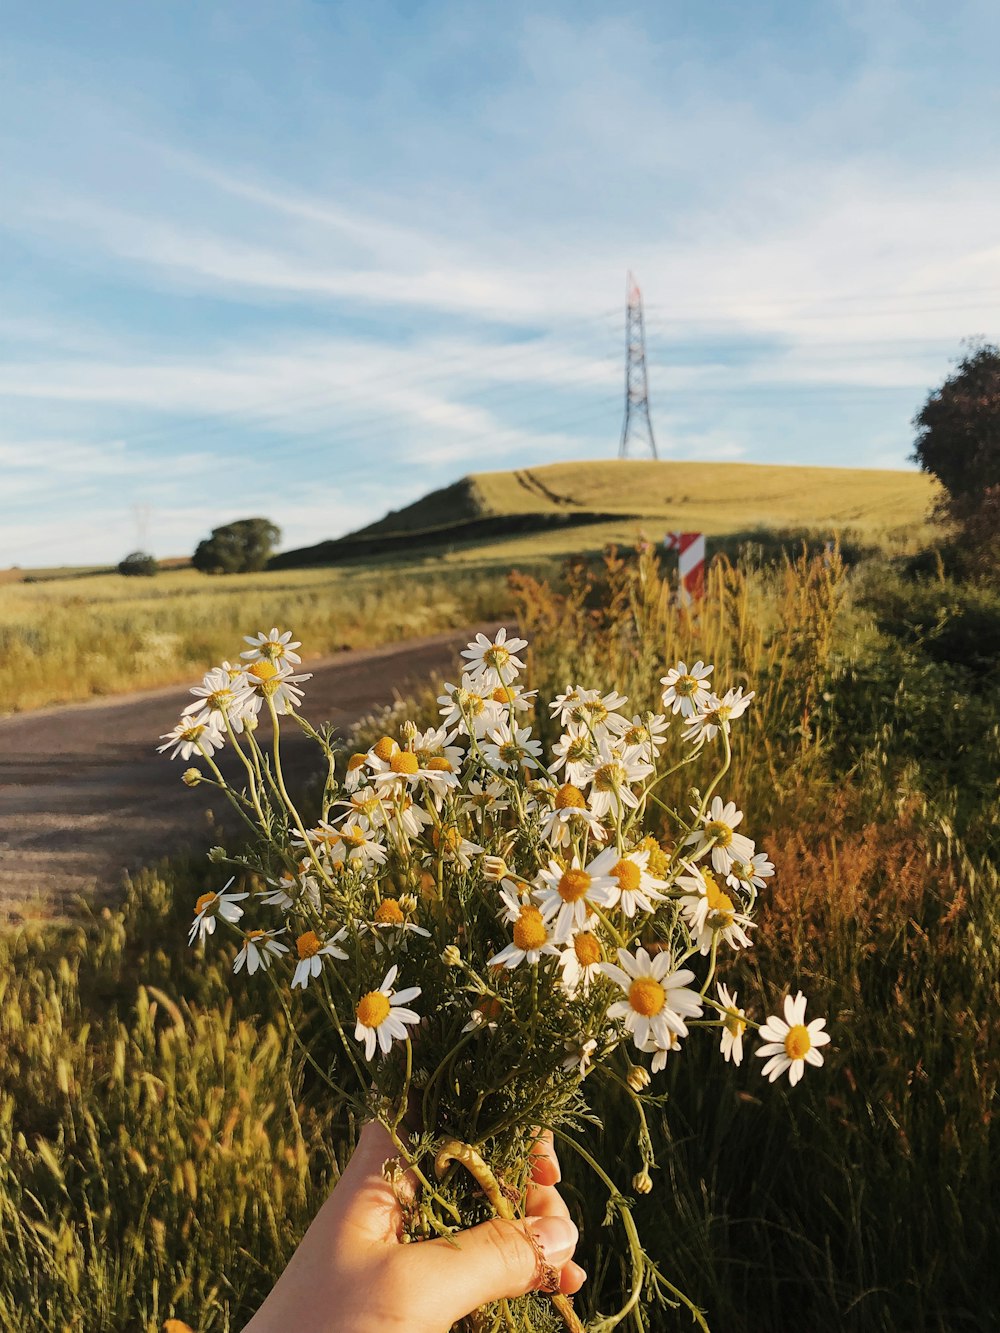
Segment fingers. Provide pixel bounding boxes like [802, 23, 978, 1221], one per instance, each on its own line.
[529, 1128, 560, 1187]
[408, 1213, 578, 1324]
[560, 1260, 588, 1295]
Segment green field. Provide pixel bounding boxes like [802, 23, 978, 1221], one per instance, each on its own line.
[2, 459, 938, 715]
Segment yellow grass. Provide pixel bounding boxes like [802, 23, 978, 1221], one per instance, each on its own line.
[356, 458, 938, 543]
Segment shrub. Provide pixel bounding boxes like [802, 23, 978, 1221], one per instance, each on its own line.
[117, 550, 158, 577]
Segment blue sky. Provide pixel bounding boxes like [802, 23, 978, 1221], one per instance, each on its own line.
[2, 0, 999, 565]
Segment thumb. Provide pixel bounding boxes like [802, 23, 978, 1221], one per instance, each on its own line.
[408, 1214, 578, 1325]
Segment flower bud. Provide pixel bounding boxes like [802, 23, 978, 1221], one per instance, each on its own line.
[399, 893, 418, 913]
[482, 855, 508, 882]
[243, 712, 258, 732]
[626, 1064, 651, 1092]
[207, 846, 227, 863]
[181, 767, 202, 787]
[401, 720, 418, 742]
[441, 945, 462, 967]
[632, 1169, 653, 1195]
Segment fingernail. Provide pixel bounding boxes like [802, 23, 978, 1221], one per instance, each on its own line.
[529, 1215, 578, 1267]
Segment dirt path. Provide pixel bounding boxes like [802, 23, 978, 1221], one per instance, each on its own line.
[0, 626, 496, 921]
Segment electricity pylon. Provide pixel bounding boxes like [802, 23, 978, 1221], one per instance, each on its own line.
[618, 272, 658, 459]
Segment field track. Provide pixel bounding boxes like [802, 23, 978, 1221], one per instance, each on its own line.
[0, 625, 498, 921]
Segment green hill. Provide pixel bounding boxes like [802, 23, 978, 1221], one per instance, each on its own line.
[271, 459, 938, 568]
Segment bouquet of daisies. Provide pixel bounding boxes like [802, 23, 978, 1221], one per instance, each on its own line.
[159, 627, 831, 1333]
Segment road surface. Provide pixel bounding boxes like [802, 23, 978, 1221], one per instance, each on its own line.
[0, 626, 492, 921]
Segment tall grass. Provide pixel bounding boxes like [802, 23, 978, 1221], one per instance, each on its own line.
[0, 563, 518, 714]
[1, 544, 997, 1330]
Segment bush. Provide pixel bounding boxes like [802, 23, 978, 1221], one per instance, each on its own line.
[117, 550, 158, 577]
[192, 518, 281, 575]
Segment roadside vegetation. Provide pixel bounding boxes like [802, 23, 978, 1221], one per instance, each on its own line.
[1, 538, 996, 1330]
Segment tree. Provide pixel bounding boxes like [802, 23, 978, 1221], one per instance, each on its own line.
[913, 343, 1000, 571]
[117, 550, 158, 577]
[192, 518, 281, 574]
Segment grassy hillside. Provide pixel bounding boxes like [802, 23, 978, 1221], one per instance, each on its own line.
[276, 459, 938, 566]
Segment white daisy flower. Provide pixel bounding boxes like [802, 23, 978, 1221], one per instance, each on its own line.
[549, 729, 597, 787]
[620, 712, 670, 760]
[369, 746, 459, 797]
[726, 850, 775, 893]
[497, 883, 532, 923]
[485, 682, 537, 715]
[562, 690, 631, 740]
[557, 929, 605, 996]
[488, 904, 560, 969]
[437, 674, 505, 739]
[639, 1030, 682, 1073]
[534, 855, 616, 944]
[258, 870, 322, 913]
[681, 686, 756, 746]
[241, 627, 303, 667]
[561, 1036, 598, 1076]
[587, 846, 666, 918]
[354, 965, 422, 1060]
[343, 751, 371, 791]
[461, 777, 510, 826]
[481, 722, 543, 773]
[158, 715, 226, 761]
[715, 983, 748, 1066]
[586, 740, 653, 819]
[369, 897, 431, 940]
[428, 824, 484, 869]
[550, 685, 600, 726]
[290, 928, 348, 990]
[181, 665, 256, 732]
[601, 946, 703, 1050]
[755, 992, 831, 1087]
[331, 820, 388, 869]
[676, 865, 754, 954]
[538, 783, 608, 848]
[233, 928, 289, 976]
[241, 660, 313, 715]
[684, 796, 756, 875]
[460, 627, 528, 689]
[412, 725, 465, 772]
[188, 878, 248, 945]
[660, 660, 714, 717]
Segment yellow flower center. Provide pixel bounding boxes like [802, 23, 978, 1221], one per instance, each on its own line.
[513, 906, 547, 952]
[372, 736, 398, 761]
[705, 877, 735, 926]
[247, 661, 279, 684]
[629, 977, 666, 1017]
[484, 644, 510, 671]
[296, 931, 322, 959]
[612, 859, 642, 893]
[195, 892, 217, 914]
[245, 929, 268, 943]
[637, 835, 671, 878]
[573, 933, 603, 967]
[555, 783, 587, 810]
[724, 1009, 746, 1039]
[207, 689, 233, 711]
[558, 869, 592, 902]
[584, 700, 609, 724]
[356, 991, 391, 1028]
[705, 821, 733, 847]
[593, 762, 625, 792]
[390, 751, 419, 774]
[674, 674, 697, 696]
[347, 753, 368, 772]
[341, 824, 368, 848]
[181, 724, 205, 741]
[565, 736, 591, 763]
[784, 1024, 811, 1061]
[624, 724, 649, 746]
[498, 741, 521, 764]
[492, 685, 513, 703]
[432, 826, 462, 854]
[426, 756, 453, 771]
[374, 899, 405, 925]
[455, 687, 485, 715]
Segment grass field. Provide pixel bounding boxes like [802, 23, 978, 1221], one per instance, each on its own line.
[346, 458, 937, 544]
[2, 544, 997, 1331]
[2, 459, 939, 715]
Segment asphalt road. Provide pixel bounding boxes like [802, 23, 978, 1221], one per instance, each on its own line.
[0, 626, 493, 921]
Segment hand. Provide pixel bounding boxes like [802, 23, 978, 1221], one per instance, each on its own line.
[243, 1123, 586, 1333]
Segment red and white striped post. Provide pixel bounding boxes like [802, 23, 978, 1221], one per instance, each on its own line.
[664, 532, 706, 605]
